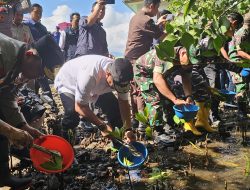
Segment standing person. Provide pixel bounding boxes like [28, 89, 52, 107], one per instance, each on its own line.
[59, 12, 80, 61]
[11, 9, 34, 44]
[75, 1, 114, 131]
[54, 56, 136, 144]
[75, 0, 109, 57]
[124, 0, 167, 131]
[24, 3, 58, 112]
[53, 26, 61, 45]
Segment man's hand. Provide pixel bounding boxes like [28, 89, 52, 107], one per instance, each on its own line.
[186, 97, 194, 104]
[156, 14, 167, 26]
[173, 99, 187, 105]
[10, 128, 33, 147]
[16, 96, 25, 106]
[125, 131, 136, 143]
[21, 124, 44, 139]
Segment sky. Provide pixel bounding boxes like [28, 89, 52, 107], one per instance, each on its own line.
[30, 0, 135, 56]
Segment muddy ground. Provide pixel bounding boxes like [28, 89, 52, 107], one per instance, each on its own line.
[1, 88, 250, 190]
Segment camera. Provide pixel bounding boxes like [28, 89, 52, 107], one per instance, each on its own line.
[105, 0, 115, 4]
[17, 86, 46, 123]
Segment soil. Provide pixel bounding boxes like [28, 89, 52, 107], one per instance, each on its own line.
[2, 88, 250, 190]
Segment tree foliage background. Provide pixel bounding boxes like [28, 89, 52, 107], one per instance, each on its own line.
[156, 0, 250, 62]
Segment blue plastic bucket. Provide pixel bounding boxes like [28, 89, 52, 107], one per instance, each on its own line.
[118, 142, 148, 170]
[173, 104, 199, 121]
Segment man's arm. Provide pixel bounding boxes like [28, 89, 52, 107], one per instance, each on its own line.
[75, 102, 104, 127]
[238, 50, 250, 60]
[0, 120, 33, 147]
[118, 98, 132, 129]
[87, 0, 105, 27]
[153, 72, 186, 105]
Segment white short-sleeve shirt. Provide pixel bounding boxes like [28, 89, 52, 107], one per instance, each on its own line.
[54, 55, 128, 105]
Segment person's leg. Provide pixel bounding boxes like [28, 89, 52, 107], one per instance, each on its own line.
[60, 93, 80, 144]
[37, 77, 58, 112]
[204, 65, 220, 121]
[0, 134, 32, 188]
[95, 92, 123, 128]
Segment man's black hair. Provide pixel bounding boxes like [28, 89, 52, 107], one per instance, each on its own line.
[70, 12, 80, 22]
[227, 12, 244, 29]
[144, 0, 161, 6]
[159, 9, 172, 16]
[31, 3, 42, 11]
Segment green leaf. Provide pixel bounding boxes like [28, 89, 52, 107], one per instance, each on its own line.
[145, 126, 153, 139]
[165, 23, 174, 34]
[155, 45, 169, 61]
[173, 115, 181, 125]
[180, 32, 195, 50]
[143, 107, 149, 119]
[40, 154, 63, 171]
[123, 157, 134, 166]
[183, 0, 196, 17]
[159, 40, 175, 58]
[234, 60, 250, 68]
[213, 35, 224, 54]
[219, 16, 230, 34]
[135, 112, 148, 125]
[151, 112, 158, 126]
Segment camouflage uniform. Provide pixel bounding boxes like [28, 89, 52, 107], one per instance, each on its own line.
[229, 26, 250, 92]
[134, 49, 183, 127]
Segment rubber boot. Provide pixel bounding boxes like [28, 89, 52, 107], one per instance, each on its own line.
[183, 121, 202, 136]
[0, 136, 31, 189]
[195, 102, 216, 132]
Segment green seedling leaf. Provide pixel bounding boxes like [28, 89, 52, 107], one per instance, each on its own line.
[149, 167, 172, 181]
[145, 126, 153, 139]
[219, 16, 230, 34]
[173, 115, 181, 125]
[40, 154, 63, 171]
[109, 146, 118, 153]
[183, 0, 196, 17]
[123, 157, 134, 166]
[135, 112, 148, 125]
[109, 127, 125, 140]
[143, 107, 149, 119]
[151, 112, 158, 126]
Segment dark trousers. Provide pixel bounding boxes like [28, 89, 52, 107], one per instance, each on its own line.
[60, 92, 123, 131]
[0, 111, 9, 164]
[204, 64, 221, 117]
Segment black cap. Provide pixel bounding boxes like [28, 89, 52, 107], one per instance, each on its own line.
[110, 58, 133, 84]
[33, 34, 64, 69]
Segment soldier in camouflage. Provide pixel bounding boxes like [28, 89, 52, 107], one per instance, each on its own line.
[134, 47, 198, 135]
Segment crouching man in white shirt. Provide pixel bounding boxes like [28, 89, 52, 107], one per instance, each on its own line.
[55, 55, 136, 143]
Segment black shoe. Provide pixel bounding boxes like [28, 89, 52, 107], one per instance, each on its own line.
[0, 163, 32, 190]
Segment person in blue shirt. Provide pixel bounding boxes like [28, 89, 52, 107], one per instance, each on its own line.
[53, 26, 61, 45]
[24, 4, 48, 41]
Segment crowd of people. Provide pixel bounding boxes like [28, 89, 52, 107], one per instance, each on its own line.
[0, 0, 249, 189]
